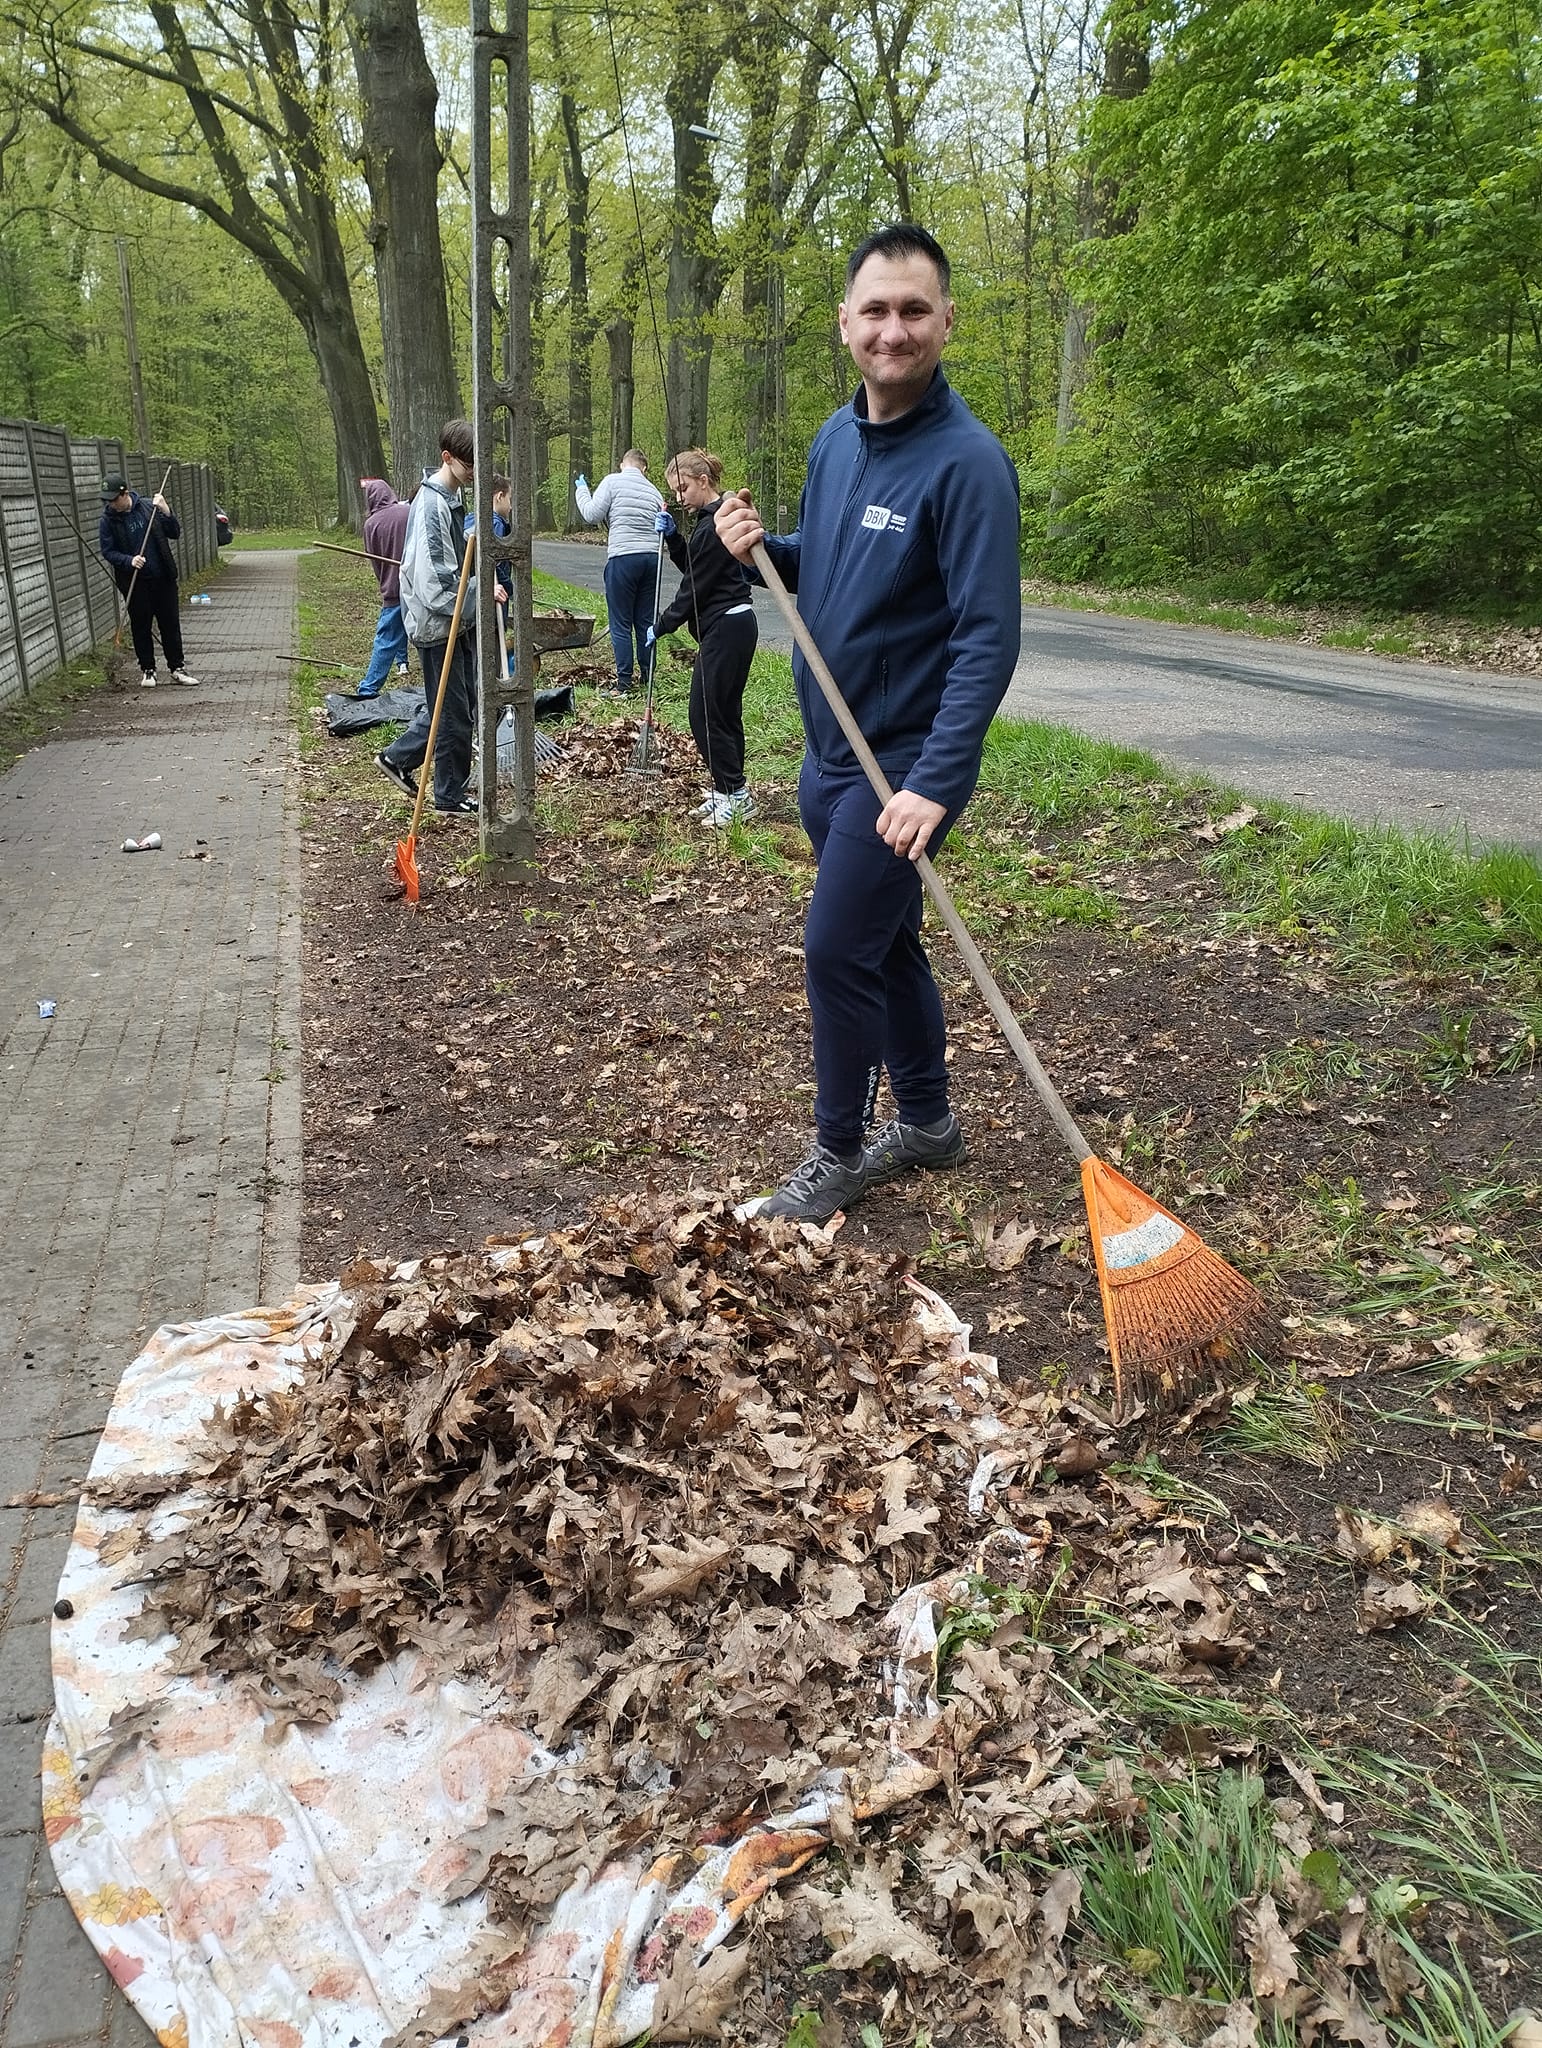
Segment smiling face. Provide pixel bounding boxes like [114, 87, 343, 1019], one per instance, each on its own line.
[838, 250, 954, 422]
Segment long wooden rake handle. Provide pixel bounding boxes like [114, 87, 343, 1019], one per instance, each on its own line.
[114, 467, 174, 646]
[750, 540, 1094, 1167]
[312, 538, 402, 570]
[403, 529, 477, 846]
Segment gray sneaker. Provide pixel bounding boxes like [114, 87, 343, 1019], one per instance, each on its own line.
[760, 1144, 871, 1224]
[863, 1113, 968, 1185]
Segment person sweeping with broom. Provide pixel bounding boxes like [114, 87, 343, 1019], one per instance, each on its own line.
[715, 224, 1020, 1224]
[98, 475, 201, 689]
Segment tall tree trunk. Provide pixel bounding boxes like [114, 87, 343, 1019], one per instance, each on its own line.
[532, 392, 554, 531]
[24, 0, 387, 521]
[1048, 12, 1149, 535]
[302, 289, 391, 517]
[664, 13, 728, 449]
[1020, 113, 1035, 419]
[348, 0, 461, 487]
[606, 313, 635, 466]
[738, 23, 779, 507]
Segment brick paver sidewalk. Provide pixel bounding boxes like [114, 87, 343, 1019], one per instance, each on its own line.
[0, 554, 303, 2047]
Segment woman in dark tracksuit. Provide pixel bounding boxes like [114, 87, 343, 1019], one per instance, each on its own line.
[654, 449, 758, 825]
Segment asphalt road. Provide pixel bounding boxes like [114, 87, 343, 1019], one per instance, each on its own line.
[534, 537, 1542, 851]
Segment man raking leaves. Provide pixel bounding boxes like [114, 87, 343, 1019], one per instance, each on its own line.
[716, 224, 1021, 1225]
[720, 223, 1273, 1407]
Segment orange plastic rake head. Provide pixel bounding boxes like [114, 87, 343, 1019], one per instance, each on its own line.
[1081, 1156, 1277, 1414]
[393, 830, 423, 904]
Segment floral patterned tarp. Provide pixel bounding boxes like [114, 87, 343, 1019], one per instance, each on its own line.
[46, 1274, 972, 2048]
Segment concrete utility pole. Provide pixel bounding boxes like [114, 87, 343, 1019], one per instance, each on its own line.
[470, 0, 536, 868]
[115, 237, 152, 454]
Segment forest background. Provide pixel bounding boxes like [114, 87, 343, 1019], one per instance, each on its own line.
[1, 0, 1538, 611]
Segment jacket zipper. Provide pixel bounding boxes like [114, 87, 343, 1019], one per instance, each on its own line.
[811, 434, 872, 622]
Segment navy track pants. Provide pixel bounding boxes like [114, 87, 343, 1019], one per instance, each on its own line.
[798, 761, 957, 1154]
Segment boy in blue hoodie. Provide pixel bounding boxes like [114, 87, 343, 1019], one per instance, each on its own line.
[716, 225, 1022, 1223]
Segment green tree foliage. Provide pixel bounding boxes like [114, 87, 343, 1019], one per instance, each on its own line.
[9, 0, 1532, 611]
[0, 111, 336, 524]
[1043, 0, 1542, 604]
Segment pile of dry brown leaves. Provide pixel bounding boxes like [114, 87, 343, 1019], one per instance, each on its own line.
[96, 1196, 1491, 2042]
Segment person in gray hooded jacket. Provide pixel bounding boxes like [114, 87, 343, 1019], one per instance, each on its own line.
[376, 420, 506, 816]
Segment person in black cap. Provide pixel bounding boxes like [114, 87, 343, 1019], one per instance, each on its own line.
[98, 475, 200, 689]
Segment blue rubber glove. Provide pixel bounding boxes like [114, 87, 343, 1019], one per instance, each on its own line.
[644, 625, 656, 645]
[575, 474, 588, 494]
[654, 510, 676, 536]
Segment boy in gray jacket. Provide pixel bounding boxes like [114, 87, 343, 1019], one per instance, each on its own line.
[376, 420, 506, 816]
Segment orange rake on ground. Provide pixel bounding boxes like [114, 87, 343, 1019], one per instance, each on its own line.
[395, 530, 476, 905]
[752, 542, 1276, 1413]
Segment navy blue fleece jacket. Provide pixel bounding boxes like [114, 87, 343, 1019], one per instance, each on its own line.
[99, 492, 181, 592]
[755, 369, 1020, 814]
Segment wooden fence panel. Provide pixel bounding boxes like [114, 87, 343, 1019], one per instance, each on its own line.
[29, 425, 94, 660]
[69, 439, 118, 641]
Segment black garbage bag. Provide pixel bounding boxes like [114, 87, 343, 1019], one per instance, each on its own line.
[325, 681, 573, 740]
[323, 686, 424, 737]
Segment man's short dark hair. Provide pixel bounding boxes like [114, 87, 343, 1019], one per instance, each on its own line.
[438, 418, 475, 465]
[844, 225, 951, 297]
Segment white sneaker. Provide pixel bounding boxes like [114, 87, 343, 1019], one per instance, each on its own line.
[692, 791, 720, 819]
[140, 671, 157, 689]
[706, 787, 755, 827]
[171, 668, 201, 688]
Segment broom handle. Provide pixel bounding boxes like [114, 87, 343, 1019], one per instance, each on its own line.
[404, 529, 476, 845]
[312, 538, 402, 570]
[51, 504, 120, 587]
[751, 541, 1093, 1166]
[642, 524, 667, 719]
[114, 467, 174, 646]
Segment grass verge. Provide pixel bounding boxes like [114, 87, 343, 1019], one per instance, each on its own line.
[1022, 573, 1542, 675]
[328, 556, 1542, 1000]
[232, 526, 344, 550]
[0, 651, 111, 776]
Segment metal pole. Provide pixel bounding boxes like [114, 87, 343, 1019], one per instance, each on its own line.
[116, 237, 152, 454]
[470, 0, 536, 869]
